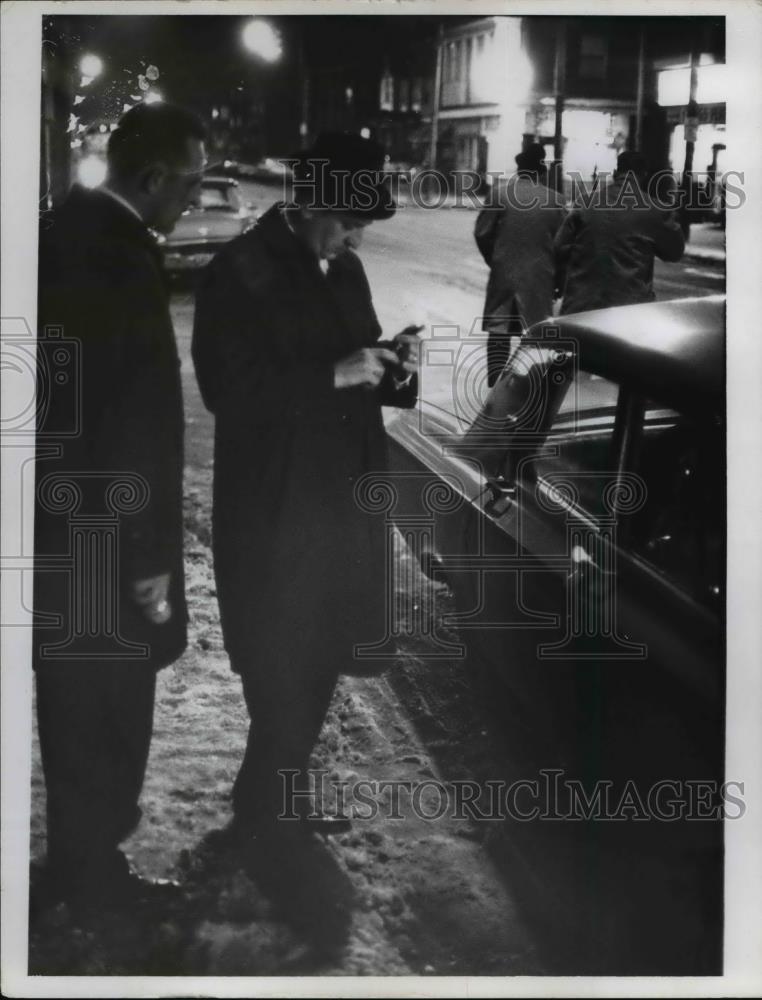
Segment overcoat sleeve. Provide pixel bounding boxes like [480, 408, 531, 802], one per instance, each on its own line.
[647, 209, 686, 262]
[553, 210, 580, 296]
[474, 207, 502, 265]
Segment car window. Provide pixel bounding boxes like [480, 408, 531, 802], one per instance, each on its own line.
[531, 370, 620, 512]
[628, 404, 724, 608]
[200, 184, 240, 211]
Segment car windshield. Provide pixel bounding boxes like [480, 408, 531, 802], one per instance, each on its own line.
[198, 184, 241, 212]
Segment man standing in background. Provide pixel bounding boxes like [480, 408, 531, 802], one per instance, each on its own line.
[554, 150, 685, 315]
[474, 143, 566, 386]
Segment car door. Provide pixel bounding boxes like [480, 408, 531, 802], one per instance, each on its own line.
[447, 342, 724, 794]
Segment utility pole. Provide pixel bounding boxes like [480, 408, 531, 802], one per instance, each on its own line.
[428, 22, 444, 169]
[634, 25, 646, 152]
[298, 26, 311, 145]
[679, 36, 700, 236]
[551, 19, 566, 195]
[683, 44, 700, 176]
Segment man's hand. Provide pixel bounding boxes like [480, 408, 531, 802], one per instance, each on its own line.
[131, 572, 172, 624]
[334, 347, 399, 389]
[393, 328, 422, 377]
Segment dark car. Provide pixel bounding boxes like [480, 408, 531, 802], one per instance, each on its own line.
[159, 176, 255, 271]
[384, 295, 725, 973]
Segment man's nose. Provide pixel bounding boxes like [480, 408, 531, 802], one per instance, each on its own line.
[347, 229, 363, 250]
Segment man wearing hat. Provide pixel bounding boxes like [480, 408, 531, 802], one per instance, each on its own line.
[474, 143, 566, 385]
[192, 132, 419, 857]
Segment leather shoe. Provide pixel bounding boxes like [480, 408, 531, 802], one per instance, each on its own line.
[31, 861, 181, 920]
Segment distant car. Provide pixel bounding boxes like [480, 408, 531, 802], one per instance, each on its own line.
[214, 159, 258, 179]
[215, 157, 293, 184]
[159, 176, 255, 271]
[385, 296, 725, 971]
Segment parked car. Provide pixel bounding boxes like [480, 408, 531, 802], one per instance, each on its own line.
[384, 295, 725, 973]
[158, 176, 255, 271]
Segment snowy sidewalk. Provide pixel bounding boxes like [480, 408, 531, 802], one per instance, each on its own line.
[29, 467, 543, 976]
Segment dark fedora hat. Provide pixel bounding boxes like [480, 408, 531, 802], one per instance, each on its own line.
[515, 143, 547, 172]
[290, 131, 395, 220]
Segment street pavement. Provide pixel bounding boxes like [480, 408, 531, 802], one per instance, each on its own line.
[172, 185, 725, 472]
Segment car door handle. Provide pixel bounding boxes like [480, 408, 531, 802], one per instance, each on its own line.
[484, 476, 516, 518]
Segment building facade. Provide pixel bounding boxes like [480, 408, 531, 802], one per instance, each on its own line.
[431, 15, 725, 184]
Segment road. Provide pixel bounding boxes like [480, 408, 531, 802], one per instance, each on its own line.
[172, 183, 724, 471]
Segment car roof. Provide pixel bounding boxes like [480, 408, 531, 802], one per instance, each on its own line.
[532, 296, 725, 411]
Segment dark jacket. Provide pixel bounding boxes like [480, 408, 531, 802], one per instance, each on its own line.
[192, 204, 415, 676]
[475, 176, 566, 333]
[554, 179, 686, 315]
[34, 185, 187, 670]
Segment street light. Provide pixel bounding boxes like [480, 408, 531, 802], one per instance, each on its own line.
[144, 91, 164, 105]
[241, 19, 282, 62]
[80, 53, 103, 79]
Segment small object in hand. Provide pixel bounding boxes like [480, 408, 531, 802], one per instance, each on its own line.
[149, 598, 171, 625]
[394, 325, 423, 371]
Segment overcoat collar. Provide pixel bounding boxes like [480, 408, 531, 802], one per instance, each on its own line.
[62, 184, 163, 258]
[254, 203, 354, 340]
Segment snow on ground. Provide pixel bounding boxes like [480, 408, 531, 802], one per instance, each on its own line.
[29, 463, 542, 976]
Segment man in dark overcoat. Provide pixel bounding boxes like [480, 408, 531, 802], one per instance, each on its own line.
[474, 144, 567, 386]
[192, 133, 419, 848]
[34, 104, 206, 908]
[554, 150, 685, 314]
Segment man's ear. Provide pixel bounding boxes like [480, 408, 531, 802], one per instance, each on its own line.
[137, 162, 168, 196]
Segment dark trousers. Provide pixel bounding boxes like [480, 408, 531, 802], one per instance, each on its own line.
[486, 318, 524, 387]
[35, 661, 156, 886]
[232, 658, 338, 829]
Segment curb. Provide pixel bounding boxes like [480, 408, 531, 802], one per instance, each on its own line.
[682, 249, 725, 268]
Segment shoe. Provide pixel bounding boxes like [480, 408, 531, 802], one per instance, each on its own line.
[31, 856, 181, 918]
[245, 829, 355, 952]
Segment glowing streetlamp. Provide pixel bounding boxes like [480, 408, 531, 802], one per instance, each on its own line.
[241, 19, 282, 62]
[79, 53, 103, 88]
[80, 53, 103, 78]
